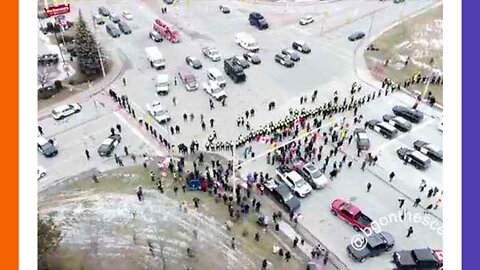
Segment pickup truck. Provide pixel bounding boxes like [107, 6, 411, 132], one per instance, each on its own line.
[276, 164, 312, 198]
[202, 46, 221, 62]
[331, 198, 372, 231]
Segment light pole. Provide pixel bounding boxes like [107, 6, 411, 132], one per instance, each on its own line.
[91, 15, 106, 78]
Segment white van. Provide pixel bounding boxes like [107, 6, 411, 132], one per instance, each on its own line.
[206, 68, 227, 88]
[145, 47, 165, 69]
[155, 74, 169, 95]
[235, 32, 259, 52]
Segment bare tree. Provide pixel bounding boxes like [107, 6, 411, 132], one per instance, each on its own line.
[38, 69, 51, 88]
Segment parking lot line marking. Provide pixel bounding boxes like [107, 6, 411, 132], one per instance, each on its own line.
[113, 111, 164, 156]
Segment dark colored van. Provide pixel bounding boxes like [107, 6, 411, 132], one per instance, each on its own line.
[249, 12, 269, 30]
[367, 120, 398, 139]
[397, 147, 431, 169]
[118, 21, 132, 34]
[106, 23, 121, 38]
[392, 106, 424, 123]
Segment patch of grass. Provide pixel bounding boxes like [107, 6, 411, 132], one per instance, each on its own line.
[364, 5, 443, 103]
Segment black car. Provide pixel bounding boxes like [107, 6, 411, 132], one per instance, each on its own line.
[392, 106, 424, 123]
[98, 6, 110, 16]
[281, 49, 300, 62]
[413, 140, 443, 161]
[397, 147, 431, 169]
[98, 134, 121, 157]
[348, 32, 365, 41]
[164, 0, 174, 4]
[233, 56, 250, 69]
[292, 41, 311, 53]
[347, 232, 395, 263]
[275, 54, 294, 67]
[118, 21, 132, 34]
[393, 248, 443, 269]
[383, 114, 412, 132]
[366, 119, 398, 139]
[243, 52, 261, 64]
[219, 5, 230, 14]
[354, 128, 370, 150]
[185, 56, 202, 69]
[271, 183, 301, 213]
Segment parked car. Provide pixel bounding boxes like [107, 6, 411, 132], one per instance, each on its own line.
[281, 49, 300, 62]
[98, 134, 121, 157]
[206, 68, 227, 88]
[106, 23, 121, 38]
[392, 106, 424, 123]
[219, 5, 230, 14]
[270, 182, 301, 213]
[179, 68, 199, 91]
[202, 46, 221, 62]
[122, 10, 133, 20]
[118, 21, 132, 34]
[413, 140, 443, 161]
[347, 232, 395, 263]
[109, 13, 121, 23]
[93, 14, 105, 25]
[38, 135, 58, 157]
[393, 248, 443, 269]
[354, 128, 370, 150]
[149, 31, 163, 42]
[233, 55, 250, 69]
[243, 52, 261, 64]
[331, 198, 372, 231]
[147, 101, 171, 124]
[37, 166, 47, 180]
[348, 32, 365, 41]
[185, 56, 202, 69]
[295, 162, 328, 189]
[292, 40, 311, 53]
[164, 0, 174, 4]
[275, 53, 294, 67]
[366, 119, 398, 139]
[98, 6, 110, 16]
[276, 165, 312, 197]
[51, 103, 82, 120]
[382, 114, 412, 132]
[299, 15, 314, 25]
[202, 81, 227, 101]
[397, 147, 432, 169]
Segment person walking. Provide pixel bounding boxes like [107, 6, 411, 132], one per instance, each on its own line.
[367, 182, 372, 192]
[38, 126, 44, 135]
[116, 123, 122, 133]
[231, 237, 236, 249]
[398, 198, 405, 208]
[413, 197, 421, 207]
[85, 149, 90, 160]
[406, 226, 414, 238]
[174, 76, 177, 86]
[172, 96, 177, 106]
[323, 250, 329, 265]
[389, 172, 395, 182]
[361, 160, 366, 171]
[293, 236, 299, 248]
[210, 118, 215, 128]
[285, 251, 291, 262]
[261, 259, 268, 270]
[124, 146, 129, 156]
[122, 77, 126, 86]
[110, 127, 115, 136]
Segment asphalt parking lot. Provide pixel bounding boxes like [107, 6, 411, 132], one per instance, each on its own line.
[39, 0, 442, 268]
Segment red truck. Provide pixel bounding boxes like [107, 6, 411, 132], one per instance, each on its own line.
[153, 18, 180, 43]
[330, 198, 372, 231]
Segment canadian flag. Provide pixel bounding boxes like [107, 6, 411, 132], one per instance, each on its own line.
[256, 136, 271, 144]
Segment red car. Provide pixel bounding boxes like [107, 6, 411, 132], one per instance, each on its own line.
[331, 199, 372, 231]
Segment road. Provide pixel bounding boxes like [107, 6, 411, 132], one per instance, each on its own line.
[38, 0, 443, 269]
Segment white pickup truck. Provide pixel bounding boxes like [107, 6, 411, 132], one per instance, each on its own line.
[145, 46, 165, 69]
[276, 164, 312, 198]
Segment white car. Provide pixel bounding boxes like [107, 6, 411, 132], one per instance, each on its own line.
[202, 81, 227, 101]
[37, 166, 47, 180]
[299, 15, 314, 25]
[122, 10, 133, 20]
[51, 103, 82, 120]
[300, 163, 328, 189]
[147, 101, 171, 124]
